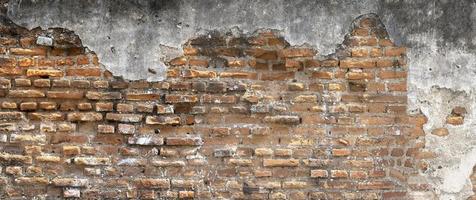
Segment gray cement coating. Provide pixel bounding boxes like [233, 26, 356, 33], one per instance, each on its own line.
[5, 0, 476, 199]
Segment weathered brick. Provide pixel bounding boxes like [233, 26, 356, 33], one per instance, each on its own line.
[331, 170, 348, 178]
[219, 71, 257, 79]
[447, 116, 464, 125]
[117, 124, 135, 134]
[74, 157, 111, 166]
[201, 94, 236, 104]
[15, 79, 31, 87]
[96, 102, 114, 111]
[384, 47, 406, 56]
[214, 148, 235, 157]
[5, 166, 22, 176]
[29, 112, 64, 121]
[0, 153, 32, 164]
[86, 91, 122, 100]
[106, 113, 143, 123]
[47, 91, 84, 99]
[63, 146, 81, 156]
[128, 135, 164, 145]
[126, 92, 161, 101]
[145, 116, 180, 125]
[165, 95, 198, 103]
[26, 69, 63, 77]
[136, 103, 154, 113]
[156, 105, 174, 114]
[288, 82, 305, 91]
[340, 59, 376, 68]
[32, 79, 50, 87]
[0, 112, 23, 120]
[311, 169, 328, 178]
[332, 149, 352, 157]
[10, 134, 46, 143]
[165, 137, 203, 146]
[36, 155, 61, 163]
[52, 79, 70, 87]
[66, 68, 101, 76]
[357, 181, 395, 190]
[15, 177, 49, 185]
[19, 102, 37, 111]
[67, 112, 103, 121]
[78, 102, 93, 110]
[64, 188, 81, 198]
[279, 48, 316, 58]
[135, 178, 170, 189]
[52, 178, 89, 187]
[8, 90, 45, 98]
[116, 103, 134, 112]
[260, 72, 294, 81]
[255, 148, 273, 156]
[263, 115, 300, 124]
[283, 181, 308, 189]
[263, 159, 299, 167]
[182, 69, 217, 78]
[97, 124, 115, 134]
[10, 47, 47, 56]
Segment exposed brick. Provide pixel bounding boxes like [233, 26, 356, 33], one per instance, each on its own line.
[74, 157, 111, 166]
[310, 169, 328, 178]
[145, 116, 180, 125]
[47, 91, 84, 99]
[0, 14, 418, 197]
[96, 102, 114, 111]
[66, 68, 102, 76]
[86, 91, 122, 100]
[263, 159, 299, 167]
[10, 47, 47, 56]
[19, 102, 37, 111]
[97, 124, 115, 134]
[8, 90, 45, 98]
[340, 59, 376, 68]
[128, 135, 164, 145]
[106, 113, 143, 123]
[165, 137, 203, 146]
[67, 112, 103, 122]
[125, 92, 161, 101]
[263, 115, 300, 124]
[165, 95, 198, 103]
[135, 178, 170, 189]
[279, 48, 316, 58]
[30, 112, 64, 121]
[118, 124, 135, 134]
[26, 69, 63, 77]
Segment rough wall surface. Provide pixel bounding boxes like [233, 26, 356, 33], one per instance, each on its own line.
[0, 0, 476, 200]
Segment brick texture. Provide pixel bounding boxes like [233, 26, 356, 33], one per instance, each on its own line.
[0, 14, 428, 199]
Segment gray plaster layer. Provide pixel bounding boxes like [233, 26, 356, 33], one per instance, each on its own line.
[5, 0, 476, 199]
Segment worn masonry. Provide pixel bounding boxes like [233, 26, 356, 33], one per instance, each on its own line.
[0, 11, 440, 199]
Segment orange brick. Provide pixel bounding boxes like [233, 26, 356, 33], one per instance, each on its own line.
[26, 69, 63, 77]
[279, 48, 316, 58]
[331, 170, 348, 178]
[310, 170, 328, 178]
[384, 47, 406, 56]
[340, 59, 376, 68]
[66, 68, 101, 77]
[312, 71, 333, 79]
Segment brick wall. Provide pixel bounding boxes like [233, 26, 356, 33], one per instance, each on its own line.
[0, 14, 428, 199]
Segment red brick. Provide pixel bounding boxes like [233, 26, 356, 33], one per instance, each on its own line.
[279, 48, 316, 58]
[47, 91, 84, 99]
[340, 59, 376, 68]
[10, 48, 47, 56]
[66, 68, 101, 76]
